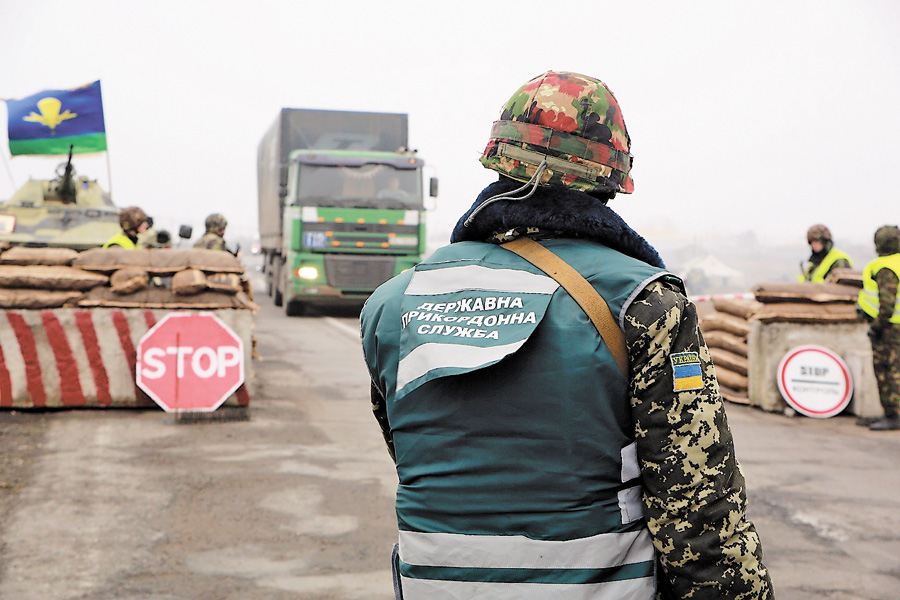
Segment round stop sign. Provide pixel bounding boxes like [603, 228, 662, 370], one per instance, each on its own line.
[137, 312, 245, 413]
[777, 345, 853, 418]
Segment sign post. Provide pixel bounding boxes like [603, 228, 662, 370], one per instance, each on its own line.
[137, 313, 245, 413]
[776, 345, 853, 418]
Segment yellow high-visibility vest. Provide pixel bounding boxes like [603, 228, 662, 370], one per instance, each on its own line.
[802, 248, 853, 283]
[103, 233, 137, 249]
[858, 253, 900, 323]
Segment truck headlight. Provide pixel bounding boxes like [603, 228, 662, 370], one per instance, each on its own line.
[296, 266, 319, 280]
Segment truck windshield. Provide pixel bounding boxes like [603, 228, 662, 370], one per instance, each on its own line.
[295, 164, 423, 210]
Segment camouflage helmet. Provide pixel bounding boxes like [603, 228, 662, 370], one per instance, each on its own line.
[806, 224, 833, 244]
[480, 71, 634, 196]
[874, 225, 900, 256]
[205, 213, 227, 232]
[119, 206, 148, 231]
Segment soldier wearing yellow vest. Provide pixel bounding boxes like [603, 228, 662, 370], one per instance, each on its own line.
[799, 224, 853, 282]
[858, 225, 900, 431]
[103, 206, 150, 249]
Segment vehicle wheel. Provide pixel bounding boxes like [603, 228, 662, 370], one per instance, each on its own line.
[285, 300, 304, 317]
[273, 262, 284, 306]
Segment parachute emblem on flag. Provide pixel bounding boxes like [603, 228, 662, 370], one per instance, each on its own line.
[5, 80, 107, 155]
[23, 97, 78, 133]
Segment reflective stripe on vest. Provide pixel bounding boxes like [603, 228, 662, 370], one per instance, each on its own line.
[858, 254, 900, 322]
[805, 248, 852, 282]
[398, 528, 656, 599]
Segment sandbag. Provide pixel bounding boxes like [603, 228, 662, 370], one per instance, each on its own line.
[0, 246, 78, 266]
[703, 330, 748, 358]
[77, 287, 257, 309]
[0, 265, 108, 290]
[825, 268, 863, 288]
[750, 302, 861, 324]
[0, 288, 84, 309]
[206, 272, 242, 294]
[720, 386, 750, 405]
[172, 269, 208, 295]
[712, 297, 762, 320]
[73, 247, 244, 275]
[72, 247, 156, 273]
[700, 312, 750, 338]
[752, 281, 859, 304]
[714, 366, 748, 391]
[710, 347, 749, 376]
[110, 267, 149, 295]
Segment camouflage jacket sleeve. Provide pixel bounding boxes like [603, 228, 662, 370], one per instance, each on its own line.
[875, 267, 899, 328]
[624, 279, 774, 600]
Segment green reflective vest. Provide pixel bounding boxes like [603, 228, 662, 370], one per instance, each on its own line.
[361, 238, 679, 599]
[103, 233, 137, 249]
[858, 253, 900, 323]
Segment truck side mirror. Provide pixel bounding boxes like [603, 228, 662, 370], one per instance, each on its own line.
[429, 177, 439, 198]
[178, 225, 193, 239]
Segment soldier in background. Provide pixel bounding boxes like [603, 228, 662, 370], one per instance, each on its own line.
[194, 213, 228, 252]
[858, 225, 900, 431]
[800, 224, 853, 282]
[361, 71, 773, 599]
[103, 206, 150, 249]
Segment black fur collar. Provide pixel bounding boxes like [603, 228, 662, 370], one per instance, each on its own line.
[450, 179, 666, 269]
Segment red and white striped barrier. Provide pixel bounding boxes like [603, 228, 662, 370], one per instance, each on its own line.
[0, 308, 252, 409]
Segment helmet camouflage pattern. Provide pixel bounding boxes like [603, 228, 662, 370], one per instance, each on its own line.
[480, 71, 634, 195]
[119, 206, 148, 231]
[205, 213, 227, 232]
[806, 224, 833, 244]
[874, 225, 900, 256]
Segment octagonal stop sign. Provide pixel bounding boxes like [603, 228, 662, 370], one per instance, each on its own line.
[137, 313, 245, 413]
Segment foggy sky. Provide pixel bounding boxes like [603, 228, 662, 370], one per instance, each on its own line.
[1, 0, 898, 252]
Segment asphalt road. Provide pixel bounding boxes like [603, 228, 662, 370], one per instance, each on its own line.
[1, 288, 900, 599]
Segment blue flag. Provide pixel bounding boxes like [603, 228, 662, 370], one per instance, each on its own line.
[6, 80, 107, 156]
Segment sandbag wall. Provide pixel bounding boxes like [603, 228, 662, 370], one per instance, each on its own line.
[698, 297, 759, 405]
[699, 276, 867, 411]
[0, 245, 257, 410]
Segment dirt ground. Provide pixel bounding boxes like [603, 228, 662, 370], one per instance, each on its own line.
[2, 295, 900, 599]
[0, 411, 48, 532]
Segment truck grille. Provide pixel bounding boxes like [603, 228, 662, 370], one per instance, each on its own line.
[324, 255, 397, 290]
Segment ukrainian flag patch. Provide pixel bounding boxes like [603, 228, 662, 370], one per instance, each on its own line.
[671, 352, 703, 392]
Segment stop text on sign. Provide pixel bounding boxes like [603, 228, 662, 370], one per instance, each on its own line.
[141, 345, 242, 379]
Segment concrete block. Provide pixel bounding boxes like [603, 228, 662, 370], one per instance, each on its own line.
[0, 307, 255, 410]
[747, 320, 879, 417]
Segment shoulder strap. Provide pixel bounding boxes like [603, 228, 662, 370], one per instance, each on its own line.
[501, 237, 629, 378]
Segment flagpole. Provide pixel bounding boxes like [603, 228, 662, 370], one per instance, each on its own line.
[105, 149, 113, 200]
[1, 150, 15, 193]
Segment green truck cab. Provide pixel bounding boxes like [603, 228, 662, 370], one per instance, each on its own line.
[258, 109, 436, 316]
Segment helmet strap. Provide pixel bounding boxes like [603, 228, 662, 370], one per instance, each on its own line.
[463, 159, 547, 227]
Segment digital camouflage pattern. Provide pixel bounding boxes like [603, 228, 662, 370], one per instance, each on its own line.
[806, 224, 833, 243]
[119, 206, 148, 231]
[480, 71, 634, 195]
[625, 279, 773, 599]
[874, 225, 900, 256]
[872, 267, 900, 415]
[205, 212, 228, 233]
[193, 231, 228, 252]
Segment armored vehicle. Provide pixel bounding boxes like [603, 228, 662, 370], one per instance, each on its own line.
[0, 148, 119, 250]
